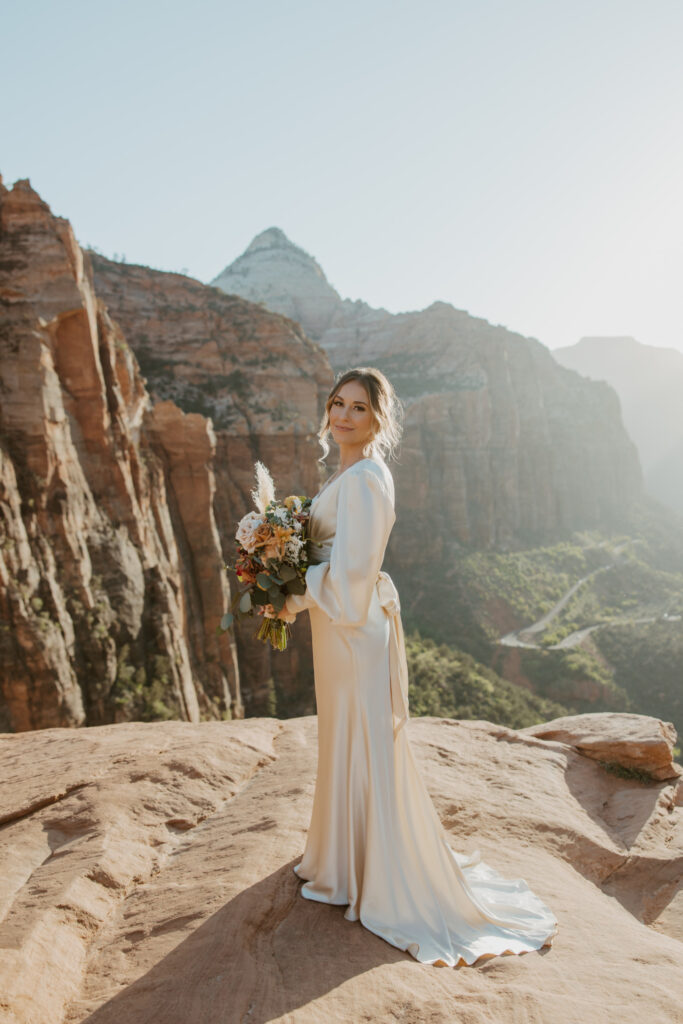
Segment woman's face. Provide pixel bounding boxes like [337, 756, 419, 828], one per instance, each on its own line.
[329, 380, 374, 450]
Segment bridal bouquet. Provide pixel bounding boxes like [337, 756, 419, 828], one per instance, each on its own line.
[220, 462, 313, 651]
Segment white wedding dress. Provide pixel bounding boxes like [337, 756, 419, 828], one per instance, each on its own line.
[284, 455, 558, 966]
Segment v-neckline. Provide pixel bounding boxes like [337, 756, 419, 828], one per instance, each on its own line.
[313, 457, 376, 502]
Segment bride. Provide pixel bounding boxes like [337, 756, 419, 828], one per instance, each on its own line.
[278, 366, 558, 967]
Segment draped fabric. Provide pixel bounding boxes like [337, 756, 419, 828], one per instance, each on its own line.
[285, 456, 558, 966]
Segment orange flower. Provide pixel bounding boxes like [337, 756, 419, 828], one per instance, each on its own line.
[263, 524, 294, 561]
[252, 522, 274, 549]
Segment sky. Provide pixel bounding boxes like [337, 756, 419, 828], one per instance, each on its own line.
[2, 0, 682, 353]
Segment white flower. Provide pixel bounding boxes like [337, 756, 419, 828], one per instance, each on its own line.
[235, 511, 265, 553]
[285, 536, 304, 560]
[271, 506, 289, 524]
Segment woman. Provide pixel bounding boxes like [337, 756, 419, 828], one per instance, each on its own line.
[281, 366, 558, 967]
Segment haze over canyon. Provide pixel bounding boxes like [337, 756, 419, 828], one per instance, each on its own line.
[1, 175, 681, 739]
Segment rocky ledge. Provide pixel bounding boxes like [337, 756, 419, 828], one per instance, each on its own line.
[523, 711, 682, 781]
[0, 711, 681, 1024]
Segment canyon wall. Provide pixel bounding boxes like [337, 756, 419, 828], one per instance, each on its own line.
[0, 190, 650, 730]
[92, 228, 646, 717]
[0, 178, 240, 730]
[213, 228, 645, 558]
[554, 335, 683, 519]
[88, 244, 333, 717]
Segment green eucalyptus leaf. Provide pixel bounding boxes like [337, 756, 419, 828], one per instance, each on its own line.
[220, 612, 234, 631]
[239, 591, 252, 613]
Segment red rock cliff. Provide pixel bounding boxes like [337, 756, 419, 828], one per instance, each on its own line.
[0, 178, 241, 730]
[89, 251, 333, 717]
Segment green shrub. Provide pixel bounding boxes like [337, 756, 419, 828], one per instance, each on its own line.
[406, 630, 568, 728]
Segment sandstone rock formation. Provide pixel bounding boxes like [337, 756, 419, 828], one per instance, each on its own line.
[0, 712, 681, 1023]
[0, 178, 240, 729]
[88, 249, 333, 717]
[88, 256, 333, 720]
[523, 711, 681, 781]
[212, 228, 645, 552]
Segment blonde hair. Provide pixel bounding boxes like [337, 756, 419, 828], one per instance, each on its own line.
[317, 366, 403, 463]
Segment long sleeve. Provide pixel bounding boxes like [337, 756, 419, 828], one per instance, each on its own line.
[285, 465, 395, 627]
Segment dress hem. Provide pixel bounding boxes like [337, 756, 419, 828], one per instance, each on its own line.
[293, 863, 559, 968]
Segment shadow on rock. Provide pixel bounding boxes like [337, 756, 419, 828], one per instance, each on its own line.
[82, 859, 415, 1024]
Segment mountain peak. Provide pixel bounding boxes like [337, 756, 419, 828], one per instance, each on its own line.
[210, 227, 341, 339]
[244, 227, 309, 258]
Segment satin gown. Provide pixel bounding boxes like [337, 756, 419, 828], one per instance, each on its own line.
[284, 455, 558, 967]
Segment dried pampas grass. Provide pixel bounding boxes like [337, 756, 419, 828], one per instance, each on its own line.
[251, 461, 276, 513]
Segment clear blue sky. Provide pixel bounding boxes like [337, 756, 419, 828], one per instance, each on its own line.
[3, 0, 682, 353]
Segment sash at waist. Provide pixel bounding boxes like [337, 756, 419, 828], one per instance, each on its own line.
[376, 570, 410, 740]
[308, 539, 409, 740]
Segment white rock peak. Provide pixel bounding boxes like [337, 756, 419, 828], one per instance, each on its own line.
[211, 226, 343, 340]
[244, 226, 313, 258]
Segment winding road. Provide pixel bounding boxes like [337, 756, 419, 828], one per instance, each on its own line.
[498, 541, 680, 650]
